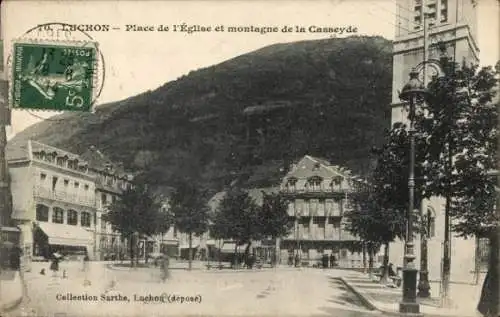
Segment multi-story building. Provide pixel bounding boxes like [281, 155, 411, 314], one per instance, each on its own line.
[6, 140, 130, 261]
[278, 155, 368, 267]
[79, 145, 132, 261]
[390, 0, 481, 282]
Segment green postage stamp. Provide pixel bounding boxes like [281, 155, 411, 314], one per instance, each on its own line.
[11, 41, 98, 112]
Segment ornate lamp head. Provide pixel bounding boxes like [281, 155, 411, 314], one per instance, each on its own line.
[399, 68, 426, 102]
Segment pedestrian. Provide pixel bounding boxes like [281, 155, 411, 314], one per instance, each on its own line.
[160, 254, 170, 282]
[50, 253, 61, 277]
[83, 254, 91, 286]
[294, 253, 300, 267]
[329, 253, 336, 268]
[477, 269, 498, 317]
[322, 253, 329, 269]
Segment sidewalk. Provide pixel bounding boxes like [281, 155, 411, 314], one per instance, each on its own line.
[0, 270, 24, 312]
[340, 273, 483, 317]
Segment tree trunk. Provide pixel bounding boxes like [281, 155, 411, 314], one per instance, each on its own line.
[380, 242, 390, 284]
[362, 242, 367, 274]
[244, 241, 252, 268]
[135, 234, 140, 267]
[368, 244, 375, 279]
[129, 235, 135, 268]
[233, 244, 238, 269]
[188, 232, 193, 271]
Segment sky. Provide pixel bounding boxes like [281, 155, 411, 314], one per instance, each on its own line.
[2, 0, 499, 137]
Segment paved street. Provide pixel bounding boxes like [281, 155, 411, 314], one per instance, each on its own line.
[6, 261, 380, 317]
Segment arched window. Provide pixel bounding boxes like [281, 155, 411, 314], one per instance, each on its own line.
[52, 207, 64, 224]
[36, 204, 49, 222]
[67, 210, 78, 225]
[307, 176, 323, 191]
[81, 211, 91, 227]
[426, 208, 436, 239]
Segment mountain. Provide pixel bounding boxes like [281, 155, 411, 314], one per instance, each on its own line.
[10, 35, 393, 192]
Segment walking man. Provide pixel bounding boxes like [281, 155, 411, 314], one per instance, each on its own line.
[160, 254, 170, 282]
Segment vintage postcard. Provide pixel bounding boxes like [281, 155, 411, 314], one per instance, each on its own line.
[0, 1, 499, 317]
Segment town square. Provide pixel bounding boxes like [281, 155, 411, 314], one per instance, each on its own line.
[1, 0, 499, 317]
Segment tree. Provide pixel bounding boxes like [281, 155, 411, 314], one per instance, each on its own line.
[346, 188, 402, 283]
[416, 60, 499, 311]
[169, 178, 210, 271]
[345, 123, 425, 283]
[103, 182, 171, 267]
[211, 188, 261, 268]
[258, 192, 293, 266]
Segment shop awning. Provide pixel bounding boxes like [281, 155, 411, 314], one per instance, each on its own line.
[36, 222, 93, 247]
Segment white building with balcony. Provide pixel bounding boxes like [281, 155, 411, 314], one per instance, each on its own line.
[278, 155, 368, 267]
[6, 140, 130, 261]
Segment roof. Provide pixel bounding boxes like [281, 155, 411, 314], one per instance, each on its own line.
[285, 155, 349, 179]
[79, 145, 126, 176]
[282, 155, 367, 189]
[30, 140, 80, 161]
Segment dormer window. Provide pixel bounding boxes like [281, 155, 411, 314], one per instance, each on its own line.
[307, 176, 322, 191]
[56, 156, 66, 167]
[312, 162, 320, 171]
[286, 178, 297, 192]
[330, 176, 343, 191]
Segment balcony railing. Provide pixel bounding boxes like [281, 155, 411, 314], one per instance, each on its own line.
[281, 187, 348, 194]
[34, 187, 95, 207]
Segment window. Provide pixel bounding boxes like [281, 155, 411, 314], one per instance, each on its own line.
[112, 195, 117, 204]
[36, 204, 49, 222]
[56, 157, 64, 167]
[173, 226, 178, 238]
[101, 193, 107, 206]
[46, 153, 56, 163]
[40, 173, 47, 181]
[101, 218, 107, 230]
[67, 210, 78, 225]
[286, 178, 297, 192]
[52, 176, 58, 191]
[440, 9, 447, 22]
[63, 179, 69, 187]
[477, 237, 489, 270]
[84, 184, 89, 190]
[426, 208, 436, 238]
[307, 177, 322, 191]
[52, 207, 64, 224]
[81, 212, 91, 227]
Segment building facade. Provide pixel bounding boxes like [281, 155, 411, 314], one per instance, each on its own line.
[7, 140, 131, 261]
[390, 0, 481, 283]
[278, 155, 369, 267]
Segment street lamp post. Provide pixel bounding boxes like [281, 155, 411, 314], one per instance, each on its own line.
[399, 68, 426, 314]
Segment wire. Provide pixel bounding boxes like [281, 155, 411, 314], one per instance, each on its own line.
[364, 9, 413, 33]
[397, 3, 417, 14]
[373, 2, 420, 27]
